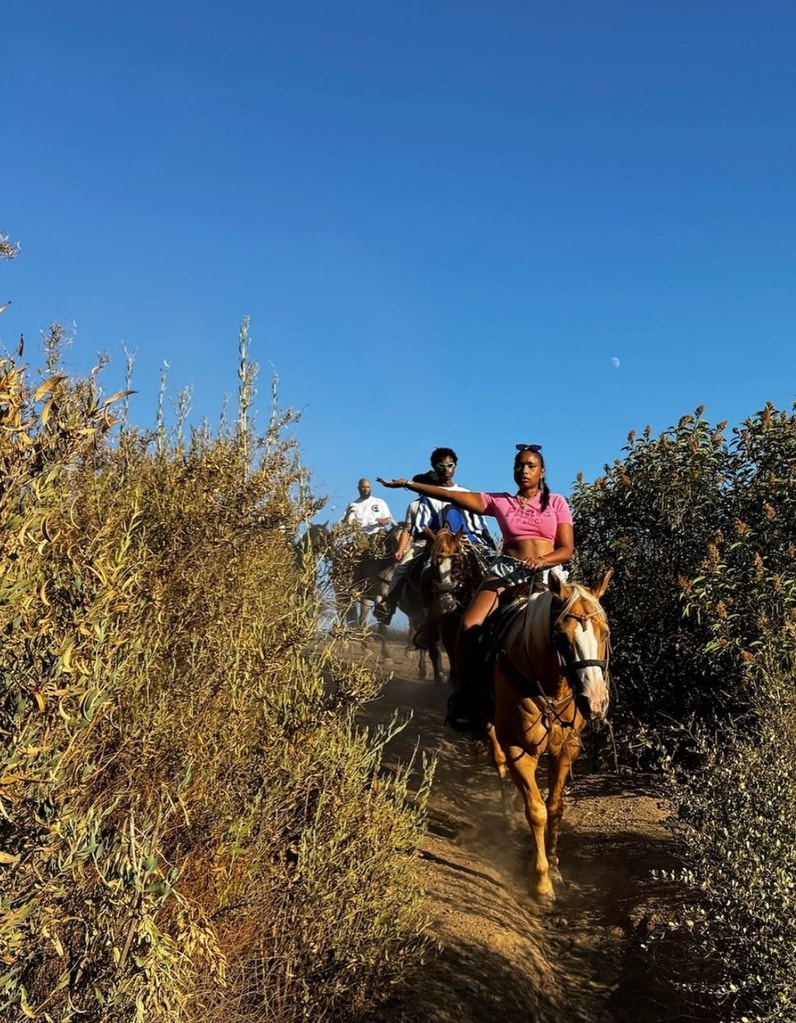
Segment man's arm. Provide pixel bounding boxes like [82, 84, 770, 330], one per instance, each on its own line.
[376, 498, 393, 527]
[394, 525, 410, 560]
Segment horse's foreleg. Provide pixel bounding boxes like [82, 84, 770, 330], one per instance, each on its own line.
[485, 724, 514, 816]
[368, 609, 386, 658]
[429, 641, 444, 685]
[505, 746, 554, 901]
[545, 746, 577, 875]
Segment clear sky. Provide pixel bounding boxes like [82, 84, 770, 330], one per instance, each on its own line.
[4, 1, 795, 522]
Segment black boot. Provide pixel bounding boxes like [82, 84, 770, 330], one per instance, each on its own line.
[375, 575, 405, 624]
[445, 626, 487, 733]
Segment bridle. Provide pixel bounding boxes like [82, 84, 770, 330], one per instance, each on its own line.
[430, 537, 489, 612]
[551, 607, 611, 684]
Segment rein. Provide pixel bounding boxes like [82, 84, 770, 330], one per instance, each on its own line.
[497, 649, 578, 732]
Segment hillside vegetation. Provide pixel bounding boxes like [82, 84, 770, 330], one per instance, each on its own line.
[0, 313, 431, 1022]
[3, 231, 796, 1022]
[572, 405, 796, 1022]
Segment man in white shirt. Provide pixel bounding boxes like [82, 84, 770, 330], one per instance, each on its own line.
[342, 478, 393, 535]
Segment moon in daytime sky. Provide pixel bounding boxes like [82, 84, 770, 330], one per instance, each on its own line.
[611, 356, 621, 368]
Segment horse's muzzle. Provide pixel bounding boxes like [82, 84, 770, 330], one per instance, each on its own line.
[575, 692, 609, 725]
[435, 592, 459, 615]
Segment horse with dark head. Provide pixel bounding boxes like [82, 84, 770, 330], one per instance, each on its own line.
[295, 522, 332, 573]
[484, 568, 612, 902]
[426, 527, 491, 669]
[391, 553, 446, 684]
[329, 524, 402, 632]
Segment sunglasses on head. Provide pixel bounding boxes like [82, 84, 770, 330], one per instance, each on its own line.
[515, 444, 542, 453]
[435, 461, 456, 469]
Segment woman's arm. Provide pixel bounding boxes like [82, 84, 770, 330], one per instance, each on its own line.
[521, 522, 575, 571]
[377, 477, 488, 515]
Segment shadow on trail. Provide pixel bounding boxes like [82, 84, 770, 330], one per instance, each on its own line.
[377, 938, 564, 1023]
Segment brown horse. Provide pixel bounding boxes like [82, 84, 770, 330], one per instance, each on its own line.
[483, 569, 612, 902]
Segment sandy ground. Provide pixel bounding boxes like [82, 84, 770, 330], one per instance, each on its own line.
[354, 637, 703, 1023]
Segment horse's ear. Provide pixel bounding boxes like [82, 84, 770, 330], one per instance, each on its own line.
[592, 568, 613, 600]
[548, 570, 571, 600]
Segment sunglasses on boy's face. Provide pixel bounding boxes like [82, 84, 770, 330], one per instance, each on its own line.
[435, 461, 456, 470]
[515, 444, 542, 453]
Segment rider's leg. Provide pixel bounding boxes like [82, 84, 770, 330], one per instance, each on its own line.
[447, 580, 505, 730]
[376, 550, 418, 622]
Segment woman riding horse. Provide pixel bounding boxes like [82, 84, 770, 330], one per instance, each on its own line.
[378, 443, 574, 729]
[381, 449, 612, 902]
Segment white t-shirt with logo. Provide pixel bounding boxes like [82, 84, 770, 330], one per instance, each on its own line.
[344, 496, 393, 535]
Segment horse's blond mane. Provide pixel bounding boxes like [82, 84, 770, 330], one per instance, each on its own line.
[557, 581, 605, 620]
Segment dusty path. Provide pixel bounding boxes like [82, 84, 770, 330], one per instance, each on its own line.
[357, 639, 695, 1023]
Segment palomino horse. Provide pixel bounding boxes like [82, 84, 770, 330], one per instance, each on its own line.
[485, 569, 612, 902]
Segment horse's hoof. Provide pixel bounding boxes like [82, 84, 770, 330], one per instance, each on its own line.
[533, 889, 556, 909]
[522, 890, 556, 914]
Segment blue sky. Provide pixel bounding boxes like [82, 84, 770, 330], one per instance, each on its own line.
[4, 1, 795, 522]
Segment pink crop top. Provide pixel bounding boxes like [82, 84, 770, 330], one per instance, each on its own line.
[479, 492, 572, 546]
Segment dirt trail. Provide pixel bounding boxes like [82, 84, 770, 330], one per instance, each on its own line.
[358, 640, 689, 1023]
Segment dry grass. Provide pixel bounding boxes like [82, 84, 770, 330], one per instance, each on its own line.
[0, 324, 431, 1022]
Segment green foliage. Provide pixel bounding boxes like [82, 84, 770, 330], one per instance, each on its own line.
[689, 404, 796, 676]
[657, 636, 796, 1022]
[572, 409, 731, 727]
[573, 403, 796, 729]
[573, 400, 796, 1019]
[0, 324, 430, 1022]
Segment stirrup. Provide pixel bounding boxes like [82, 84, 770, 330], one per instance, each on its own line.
[445, 691, 479, 734]
[374, 602, 393, 623]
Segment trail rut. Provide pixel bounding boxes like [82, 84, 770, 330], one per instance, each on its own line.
[358, 640, 697, 1023]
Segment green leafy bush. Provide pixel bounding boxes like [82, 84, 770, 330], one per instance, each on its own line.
[573, 401, 796, 1019]
[660, 635, 796, 1022]
[573, 404, 796, 732]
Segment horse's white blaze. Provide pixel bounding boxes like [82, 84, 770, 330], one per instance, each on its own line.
[436, 557, 454, 591]
[573, 620, 609, 719]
